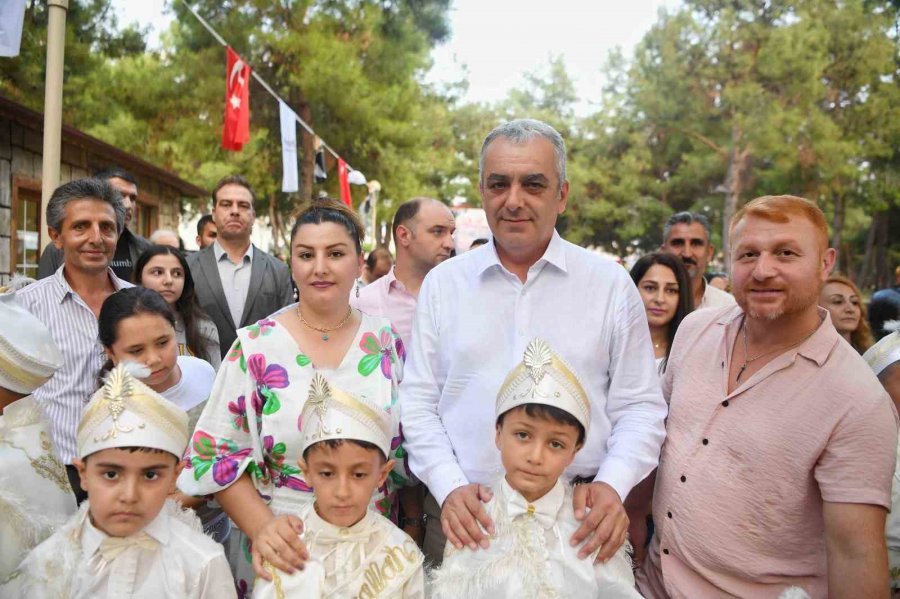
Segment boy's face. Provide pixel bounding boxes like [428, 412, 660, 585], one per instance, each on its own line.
[299, 442, 394, 528]
[74, 448, 181, 538]
[495, 407, 581, 502]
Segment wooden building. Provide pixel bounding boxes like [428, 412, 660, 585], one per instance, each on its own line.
[0, 95, 206, 282]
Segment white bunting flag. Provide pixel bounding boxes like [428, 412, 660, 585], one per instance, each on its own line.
[0, 0, 27, 57]
[279, 100, 299, 193]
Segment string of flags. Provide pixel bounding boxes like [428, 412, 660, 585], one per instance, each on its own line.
[182, 0, 367, 205]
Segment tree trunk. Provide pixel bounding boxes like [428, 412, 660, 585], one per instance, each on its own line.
[721, 125, 749, 273]
[831, 194, 846, 274]
[856, 211, 878, 289]
[831, 194, 844, 251]
[298, 101, 315, 203]
[268, 192, 284, 258]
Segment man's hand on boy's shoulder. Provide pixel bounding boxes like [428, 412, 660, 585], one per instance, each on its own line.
[251, 514, 310, 580]
[571, 481, 629, 562]
[441, 483, 494, 551]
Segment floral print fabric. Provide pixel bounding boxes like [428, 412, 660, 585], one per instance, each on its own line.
[176, 312, 408, 595]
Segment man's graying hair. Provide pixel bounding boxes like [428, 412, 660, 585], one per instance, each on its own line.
[479, 119, 567, 193]
[663, 211, 712, 244]
[46, 177, 126, 234]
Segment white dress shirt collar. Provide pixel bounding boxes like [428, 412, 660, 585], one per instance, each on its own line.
[81, 506, 170, 558]
[500, 476, 565, 530]
[212, 239, 253, 264]
[51, 266, 128, 304]
[476, 230, 569, 278]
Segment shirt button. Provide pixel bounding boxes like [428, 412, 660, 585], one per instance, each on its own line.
[702, 438, 709, 445]
[667, 511, 672, 519]
[339, 528, 349, 536]
[722, 400, 729, 407]
[680, 475, 686, 483]
[663, 548, 670, 555]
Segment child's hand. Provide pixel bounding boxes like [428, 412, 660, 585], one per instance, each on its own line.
[251, 514, 309, 580]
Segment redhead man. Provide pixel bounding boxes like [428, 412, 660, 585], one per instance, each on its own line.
[635, 195, 898, 598]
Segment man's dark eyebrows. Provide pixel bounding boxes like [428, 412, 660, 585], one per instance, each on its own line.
[521, 173, 550, 184]
[485, 173, 510, 183]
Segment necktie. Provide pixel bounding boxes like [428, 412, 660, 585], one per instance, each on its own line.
[98, 531, 158, 562]
[507, 492, 557, 529]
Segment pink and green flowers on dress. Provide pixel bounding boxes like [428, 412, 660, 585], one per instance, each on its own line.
[248, 354, 289, 415]
[358, 326, 404, 379]
[247, 319, 277, 339]
[263, 435, 312, 492]
[227, 341, 247, 373]
[189, 430, 253, 486]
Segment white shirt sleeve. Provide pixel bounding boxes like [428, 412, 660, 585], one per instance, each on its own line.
[399, 272, 469, 506]
[593, 276, 668, 500]
[194, 551, 238, 599]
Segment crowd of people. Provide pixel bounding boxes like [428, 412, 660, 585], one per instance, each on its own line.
[0, 118, 899, 599]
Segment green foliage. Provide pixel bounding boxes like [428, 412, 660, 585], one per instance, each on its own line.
[2, 0, 897, 284]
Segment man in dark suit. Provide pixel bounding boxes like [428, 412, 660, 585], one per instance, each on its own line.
[38, 167, 151, 281]
[187, 175, 294, 358]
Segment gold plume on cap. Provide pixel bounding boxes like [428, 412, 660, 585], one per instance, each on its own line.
[496, 338, 591, 432]
[523, 338, 553, 385]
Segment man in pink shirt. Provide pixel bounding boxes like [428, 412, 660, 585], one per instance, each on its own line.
[354, 197, 455, 347]
[634, 195, 898, 598]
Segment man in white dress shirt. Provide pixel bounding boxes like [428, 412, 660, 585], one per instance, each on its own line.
[400, 118, 668, 564]
[661, 211, 736, 310]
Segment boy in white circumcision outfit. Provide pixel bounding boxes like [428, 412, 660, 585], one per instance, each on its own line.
[0, 284, 75, 584]
[3, 363, 236, 598]
[430, 338, 641, 599]
[253, 373, 424, 598]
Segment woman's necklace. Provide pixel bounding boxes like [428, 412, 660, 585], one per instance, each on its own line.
[735, 317, 819, 382]
[296, 305, 353, 341]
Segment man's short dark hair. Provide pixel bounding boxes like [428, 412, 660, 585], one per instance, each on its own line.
[391, 198, 426, 240]
[663, 211, 712, 244]
[495, 403, 586, 447]
[93, 166, 137, 186]
[211, 174, 257, 207]
[196, 214, 215, 237]
[46, 177, 126, 234]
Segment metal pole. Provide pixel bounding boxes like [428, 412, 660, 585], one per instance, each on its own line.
[40, 0, 69, 248]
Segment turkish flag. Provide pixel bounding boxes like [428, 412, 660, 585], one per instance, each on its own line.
[338, 158, 352, 206]
[223, 47, 251, 151]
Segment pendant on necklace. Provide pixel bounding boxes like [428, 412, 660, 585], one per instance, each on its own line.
[322, 333, 329, 341]
[736, 363, 747, 382]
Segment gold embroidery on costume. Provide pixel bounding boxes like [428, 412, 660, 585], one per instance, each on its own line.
[263, 562, 285, 599]
[356, 541, 420, 599]
[30, 451, 70, 493]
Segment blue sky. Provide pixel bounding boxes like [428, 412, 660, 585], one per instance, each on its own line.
[114, 0, 680, 116]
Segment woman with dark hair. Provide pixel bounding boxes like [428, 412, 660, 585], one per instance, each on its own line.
[630, 252, 694, 373]
[178, 198, 411, 593]
[135, 244, 221, 369]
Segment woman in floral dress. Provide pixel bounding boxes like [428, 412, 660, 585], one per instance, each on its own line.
[177, 198, 409, 596]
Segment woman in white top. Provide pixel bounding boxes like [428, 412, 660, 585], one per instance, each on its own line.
[135, 244, 221, 370]
[97, 287, 228, 543]
[630, 252, 694, 375]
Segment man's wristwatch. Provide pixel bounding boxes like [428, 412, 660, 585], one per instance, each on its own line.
[401, 516, 427, 528]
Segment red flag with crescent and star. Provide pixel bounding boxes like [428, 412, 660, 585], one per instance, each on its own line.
[337, 157, 352, 206]
[223, 46, 251, 151]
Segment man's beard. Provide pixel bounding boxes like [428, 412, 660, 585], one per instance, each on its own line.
[736, 283, 820, 322]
